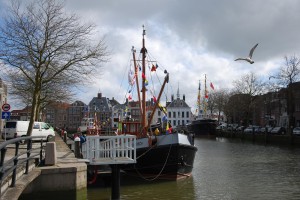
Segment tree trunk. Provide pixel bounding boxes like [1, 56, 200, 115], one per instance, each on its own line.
[27, 85, 41, 136]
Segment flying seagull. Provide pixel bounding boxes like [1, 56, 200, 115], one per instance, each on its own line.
[235, 43, 258, 64]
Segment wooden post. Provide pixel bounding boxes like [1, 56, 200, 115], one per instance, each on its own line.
[111, 164, 120, 200]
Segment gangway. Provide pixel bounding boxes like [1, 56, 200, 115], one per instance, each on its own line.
[81, 135, 136, 165]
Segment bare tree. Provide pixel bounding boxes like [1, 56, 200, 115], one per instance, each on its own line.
[276, 55, 300, 131]
[232, 72, 266, 125]
[278, 55, 300, 85]
[212, 88, 230, 123]
[0, 0, 109, 136]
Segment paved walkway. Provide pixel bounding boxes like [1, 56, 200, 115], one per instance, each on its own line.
[0, 134, 87, 200]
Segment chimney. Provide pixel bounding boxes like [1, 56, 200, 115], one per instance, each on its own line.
[183, 94, 185, 101]
[97, 93, 102, 98]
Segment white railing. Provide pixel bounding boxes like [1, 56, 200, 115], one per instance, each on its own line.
[82, 135, 136, 165]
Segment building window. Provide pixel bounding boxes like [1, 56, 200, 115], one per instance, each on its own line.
[168, 112, 171, 118]
[182, 112, 184, 118]
[158, 110, 161, 116]
[173, 112, 176, 118]
[186, 112, 189, 118]
[182, 120, 185, 125]
[178, 120, 180, 125]
[173, 120, 176, 126]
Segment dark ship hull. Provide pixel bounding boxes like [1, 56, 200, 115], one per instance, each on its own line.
[121, 134, 197, 180]
[187, 119, 217, 136]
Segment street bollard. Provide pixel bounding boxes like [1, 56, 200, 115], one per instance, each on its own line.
[45, 142, 57, 165]
[74, 137, 81, 158]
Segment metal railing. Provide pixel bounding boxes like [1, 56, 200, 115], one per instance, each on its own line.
[0, 136, 46, 196]
[82, 135, 136, 165]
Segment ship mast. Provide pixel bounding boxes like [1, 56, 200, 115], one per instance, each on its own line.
[132, 47, 142, 117]
[140, 26, 147, 133]
[204, 74, 207, 117]
[197, 80, 201, 118]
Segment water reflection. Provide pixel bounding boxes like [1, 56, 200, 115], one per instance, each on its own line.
[193, 137, 300, 200]
[20, 137, 300, 200]
[88, 174, 196, 200]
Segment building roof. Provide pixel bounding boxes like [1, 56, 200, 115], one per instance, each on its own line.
[88, 93, 112, 112]
[167, 99, 190, 108]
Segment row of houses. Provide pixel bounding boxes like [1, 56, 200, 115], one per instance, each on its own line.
[2, 80, 300, 133]
[227, 82, 300, 129]
[1, 89, 193, 132]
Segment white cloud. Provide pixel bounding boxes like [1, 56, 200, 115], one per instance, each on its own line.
[1, 0, 299, 110]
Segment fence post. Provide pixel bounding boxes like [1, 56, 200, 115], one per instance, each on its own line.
[11, 142, 20, 187]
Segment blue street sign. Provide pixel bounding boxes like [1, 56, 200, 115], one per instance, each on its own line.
[2, 112, 11, 119]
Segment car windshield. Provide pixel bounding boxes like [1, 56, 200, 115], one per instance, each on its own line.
[4, 122, 16, 128]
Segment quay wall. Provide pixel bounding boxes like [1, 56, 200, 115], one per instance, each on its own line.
[1, 134, 87, 200]
[216, 131, 300, 147]
[22, 163, 87, 194]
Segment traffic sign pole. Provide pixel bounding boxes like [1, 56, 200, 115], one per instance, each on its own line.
[4, 120, 6, 141]
[2, 103, 11, 141]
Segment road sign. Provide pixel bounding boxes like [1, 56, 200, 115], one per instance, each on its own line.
[1, 111, 11, 119]
[2, 103, 11, 111]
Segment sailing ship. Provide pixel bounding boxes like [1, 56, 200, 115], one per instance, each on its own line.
[119, 27, 197, 180]
[187, 75, 217, 136]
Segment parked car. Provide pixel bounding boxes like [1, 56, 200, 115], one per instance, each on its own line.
[227, 124, 239, 131]
[236, 126, 245, 132]
[293, 127, 300, 135]
[260, 126, 273, 134]
[216, 124, 227, 130]
[1, 120, 55, 141]
[270, 127, 286, 135]
[244, 126, 261, 134]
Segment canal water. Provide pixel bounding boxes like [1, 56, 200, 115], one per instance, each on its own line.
[88, 137, 300, 200]
[21, 137, 300, 200]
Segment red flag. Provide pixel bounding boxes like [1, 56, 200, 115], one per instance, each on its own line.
[210, 82, 215, 90]
[205, 90, 208, 98]
[153, 96, 157, 103]
[142, 73, 146, 79]
[151, 64, 156, 71]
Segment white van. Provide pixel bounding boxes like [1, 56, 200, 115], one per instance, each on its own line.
[2, 121, 55, 141]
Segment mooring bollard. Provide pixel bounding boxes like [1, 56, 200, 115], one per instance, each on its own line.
[45, 142, 57, 165]
[74, 137, 81, 158]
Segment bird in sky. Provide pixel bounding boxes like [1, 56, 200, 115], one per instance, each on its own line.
[235, 43, 259, 64]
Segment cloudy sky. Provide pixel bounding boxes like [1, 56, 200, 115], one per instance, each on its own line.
[1, 0, 300, 111]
